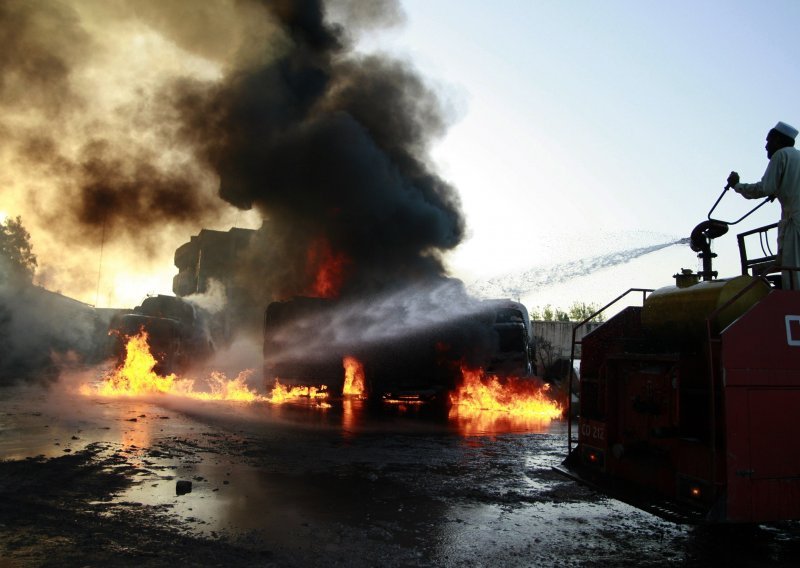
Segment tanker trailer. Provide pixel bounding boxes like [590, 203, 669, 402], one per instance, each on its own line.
[556, 216, 800, 523]
[262, 296, 531, 401]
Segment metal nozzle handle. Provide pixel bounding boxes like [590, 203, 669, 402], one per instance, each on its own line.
[707, 183, 771, 225]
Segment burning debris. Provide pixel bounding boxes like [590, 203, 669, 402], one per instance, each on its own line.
[84, 329, 358, 409]
[342, 355, 366, 397]
[82, 330, 263, 402]
[449, 367, 564, 420]
[448, 368, 564, 436]
[83, 327, 564, 433]
[268, 380, 329, 404]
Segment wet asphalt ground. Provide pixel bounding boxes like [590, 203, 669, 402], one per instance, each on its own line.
[2, 379, 800, 567]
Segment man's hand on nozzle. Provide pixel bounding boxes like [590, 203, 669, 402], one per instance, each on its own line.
[726, 171, 740, 189]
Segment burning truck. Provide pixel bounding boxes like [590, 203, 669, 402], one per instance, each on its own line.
[108, 294, 216, 375]
[484, 299, 534, 378]
[262, 294, 534, 401]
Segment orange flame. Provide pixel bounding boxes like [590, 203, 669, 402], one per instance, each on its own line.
[81, 330, 263, 402]
[450, 367, 564, 422]
[342, 356, 366, 397]
[268, 379, 329, 404]
[307, 238, 351, 298]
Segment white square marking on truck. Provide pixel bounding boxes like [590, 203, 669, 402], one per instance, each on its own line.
[786, 315, 800, 346]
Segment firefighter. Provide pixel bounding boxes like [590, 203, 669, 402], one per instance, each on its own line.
[727, 121, 800, 289]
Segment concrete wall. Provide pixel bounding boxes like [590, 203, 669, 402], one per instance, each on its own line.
[531, 320, 602, 359]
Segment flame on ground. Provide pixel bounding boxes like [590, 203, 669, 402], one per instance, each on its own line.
[83, 331, 564, 433]
[342, 355, 366, 397]
[449, 367, 563, 432]
[83, 330, 339, 406]
[269, 380, 329, 404]
[81, 330, 263, 402]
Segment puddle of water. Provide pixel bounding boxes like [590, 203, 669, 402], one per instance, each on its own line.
[429, 500, 687, 566]
[0, 386, 215, 460]
[1, 381, 572, 559]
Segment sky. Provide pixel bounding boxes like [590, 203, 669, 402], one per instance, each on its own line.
[2, 0, 799, 315]
[374, 0, 800, 312]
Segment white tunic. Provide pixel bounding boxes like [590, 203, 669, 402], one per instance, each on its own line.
[734, 146, 800, 288]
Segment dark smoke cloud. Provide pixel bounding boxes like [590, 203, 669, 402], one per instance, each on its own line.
[0, 0, 473, 388]
[74, 141, 225, 240]
[1, 0, 464, 308]
[0, 0, 90, 115]
[0, 0, 242, 266]
[175, 0, 465, 299]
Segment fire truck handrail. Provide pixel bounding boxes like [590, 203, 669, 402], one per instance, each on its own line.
[567, 287, 654, 453]
[737, 222, 779, 276]
[736, 222, 779, 239]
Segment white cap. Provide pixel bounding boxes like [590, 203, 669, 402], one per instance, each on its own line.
[774, 121, 798, 140]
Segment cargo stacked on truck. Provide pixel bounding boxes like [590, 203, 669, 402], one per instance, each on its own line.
[556, 210, 800, 524]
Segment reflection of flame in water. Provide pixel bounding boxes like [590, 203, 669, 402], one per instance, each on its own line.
[342, 398, 359, 435]
[382, 396, 426, 407]
[121, 405, 151, 449]
[81, 330, 263, 402]
[121, 404, 152, 464]
[342, 356, 366, 397]
[449, 367, 563, 435]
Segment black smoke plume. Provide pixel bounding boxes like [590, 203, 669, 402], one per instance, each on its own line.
[174, 0, 465, 300]
[1, 0, 465, 304]
[0, 0, 478, 386]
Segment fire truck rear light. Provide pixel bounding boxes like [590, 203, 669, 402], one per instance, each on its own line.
[677, 475, 712, 505]
[581, 447, 604, 468]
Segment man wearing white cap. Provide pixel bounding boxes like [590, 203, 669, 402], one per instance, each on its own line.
[727, 121, 800, 288]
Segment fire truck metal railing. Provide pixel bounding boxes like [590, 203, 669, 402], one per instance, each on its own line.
[567, 288, 654, 452]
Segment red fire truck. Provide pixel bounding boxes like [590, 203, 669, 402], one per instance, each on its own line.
[557, 213, 800, 523]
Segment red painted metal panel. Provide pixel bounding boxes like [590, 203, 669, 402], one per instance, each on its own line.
[725, 387, 751, 521]
[747, 389, 800, 479]
[751, 479, 800, 521]
[727, 388, 800, 522]
[722, 291, 800, 382]
[722, 291, 800, 521]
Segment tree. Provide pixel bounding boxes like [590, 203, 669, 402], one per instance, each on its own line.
[530, 302, 606, 322]
[0, 216, 37, 285]
[568, 301, 606, 323]
[534, 304, 570, 322]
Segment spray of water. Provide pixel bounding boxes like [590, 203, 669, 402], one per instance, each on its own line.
[265, 279, 494, 365]
[267, 238, 692, 365]
[469, 238, 687, 300]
